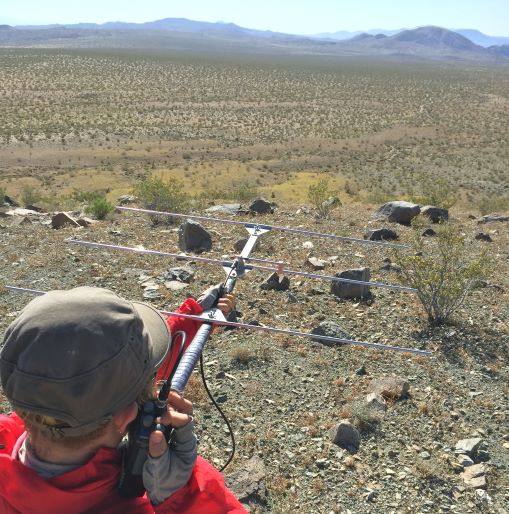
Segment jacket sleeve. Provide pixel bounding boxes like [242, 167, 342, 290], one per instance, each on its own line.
[156, 298, 204, 382]
[143, 421, 197, 506]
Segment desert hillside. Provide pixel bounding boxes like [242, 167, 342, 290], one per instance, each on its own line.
[1, 199, 508, 513]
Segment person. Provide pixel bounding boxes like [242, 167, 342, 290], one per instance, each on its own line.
[0, 286, 247, 514]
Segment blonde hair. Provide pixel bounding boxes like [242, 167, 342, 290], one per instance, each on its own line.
[16, 410, 113, 449]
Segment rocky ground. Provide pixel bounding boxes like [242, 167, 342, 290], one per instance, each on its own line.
[1, 201, 508, 514]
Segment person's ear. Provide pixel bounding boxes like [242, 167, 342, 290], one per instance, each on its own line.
[113, 401, 139, 434]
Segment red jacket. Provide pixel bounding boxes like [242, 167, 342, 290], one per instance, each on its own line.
[157, 298, 205, 382]
[0, 414, 246, 513]
[0, 300, 247, 514]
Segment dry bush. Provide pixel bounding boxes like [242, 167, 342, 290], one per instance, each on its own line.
[230, 345, 255, 365]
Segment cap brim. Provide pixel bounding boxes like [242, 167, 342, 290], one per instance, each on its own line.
[132, 302, 170, 371]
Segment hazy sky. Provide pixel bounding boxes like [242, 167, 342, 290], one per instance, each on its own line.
[1, 0, 508, 36]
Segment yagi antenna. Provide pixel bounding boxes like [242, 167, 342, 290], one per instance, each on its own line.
[116, 206, 408, 249]
[66, 239, 417, 293]
[4, 286, 432, 357]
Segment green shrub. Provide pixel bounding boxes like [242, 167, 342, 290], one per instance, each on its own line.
[134, 176, 190, 224]
[21, 185, 41, 207]
[477, 195, 509, 215]
[71, 189, 106, 203]
[409, 172, 456, 208]
[85, 196, 114, 220]
[393, 221, 488, 325]
[307, 179, 341, 218]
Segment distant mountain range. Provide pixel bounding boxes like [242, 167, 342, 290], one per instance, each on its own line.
[0, 19, 508, 63]
[314, 28, 509, 48]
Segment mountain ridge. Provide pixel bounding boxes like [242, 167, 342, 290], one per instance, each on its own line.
[2, 20, 508, 63]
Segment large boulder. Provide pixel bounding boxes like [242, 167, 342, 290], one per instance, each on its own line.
[373, 201, 420, 225]
[331, 268, 371, 299]
[178, 221, 212, 253]
[51, 212, 80, 229]
[421, 205, 449, 223]
[249, 197, 274, 214]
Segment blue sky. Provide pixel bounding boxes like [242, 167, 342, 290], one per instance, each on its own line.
[1, 0, 508, 36]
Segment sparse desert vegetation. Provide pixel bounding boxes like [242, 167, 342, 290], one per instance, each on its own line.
[0, 48, 508, 212]
[1, 46, 508, 514]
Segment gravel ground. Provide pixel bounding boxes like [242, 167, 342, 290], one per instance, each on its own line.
[1, 203, 508, 513]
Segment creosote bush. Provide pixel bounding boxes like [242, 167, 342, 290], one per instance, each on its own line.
[134, 177, 190, 225]
[477, 194, 509, 215]
[85, 196, 114, 220]
[307, 179, 341, 218]
[393, 220, 489, 326]
[21, 185, 41, 207]
[409, 172, 456, 209]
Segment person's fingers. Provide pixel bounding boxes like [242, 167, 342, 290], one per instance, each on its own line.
[217, 293, 235, 315]
[159, 408, 192, 428]
[167, 391, 193, 414]
[148, 430, 167, 458]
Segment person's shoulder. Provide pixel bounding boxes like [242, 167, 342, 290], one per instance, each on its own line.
[0, 413, 25, 455]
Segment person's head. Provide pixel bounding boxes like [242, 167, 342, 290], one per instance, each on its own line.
[0, 287, 170, 449]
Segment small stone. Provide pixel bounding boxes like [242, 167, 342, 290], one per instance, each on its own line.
[331, 268, 371, 299]
[307, 257, 327, 270]
[329, 420, 360, 452]
[76, 216, 98, 227]
[368, 377, 410, 399]
[311, 321, 350, 347]
[474, 232, 492, 242]
[164, 280, 188, 291]
[260, 272, 290, 291]
[302, 241, 314, 249]
[460, 463, 486, 489]
[419, 451, 431, 460]
[365, 393, 387, 412]
[117, 195, 136, 205]
[355, 365, 367, 376]
[478, 214, 509, 223]
[455, 438, 483, 457]
[216, 393, 228, 404]
[365, 490, 376, 502]
[316, 458, 329, 469]
[364, 228, 399, 241]
[475, 489, 492, 503]
[457, 454, 474, 468]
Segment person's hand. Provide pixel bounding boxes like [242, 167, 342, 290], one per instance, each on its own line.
[197, 283, 236, 316]
[217, 293, 235, 317]
[148, 392, 194, 458]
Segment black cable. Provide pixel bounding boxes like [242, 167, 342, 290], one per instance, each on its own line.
[199, 352, 236, 473]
